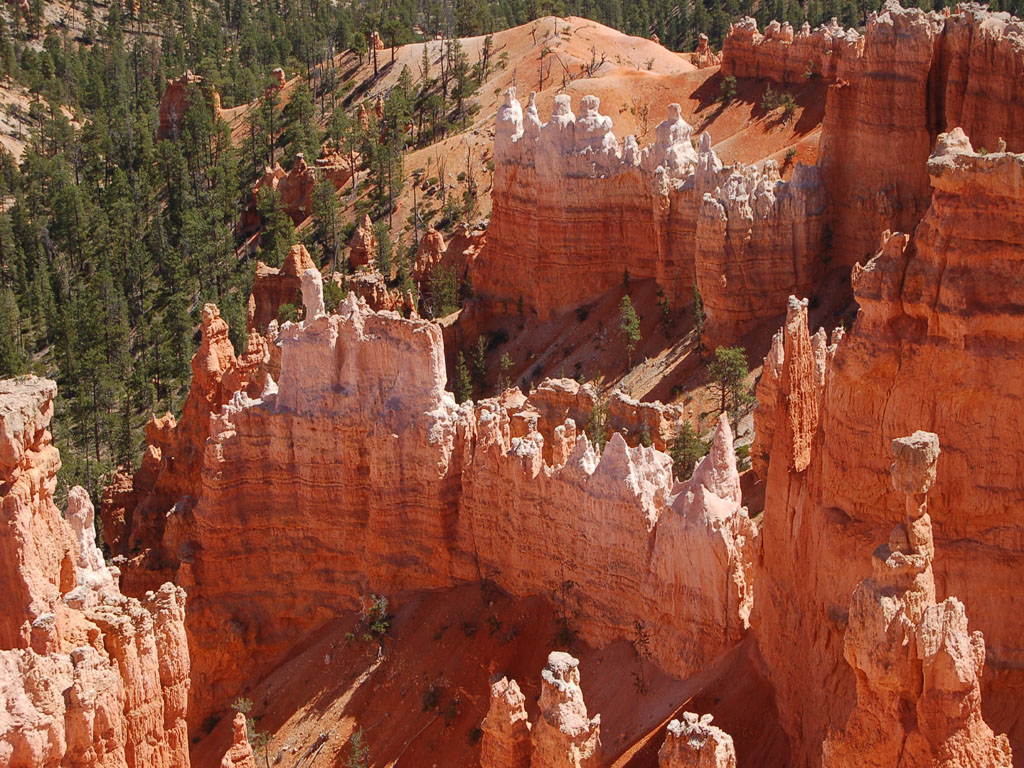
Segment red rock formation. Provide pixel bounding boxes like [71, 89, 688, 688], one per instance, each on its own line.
[158, 70, 222, 140]
[104, 303, 251, 577]
[722, 17, 859, 83]
[314, 142, 353, 190]
[481, 677, 532, 768]
[481, 86, 825, 345]
[0, 377, 75, 649]
[506, 378, 685, 453]
[344, 269, 413, 314]
[348, 214, 376, 269]
[414, 227, 448, 286]
[0, 377, 190, 768]
[693, 34, 722, 68]
[115, 290, 754, 727]
[752, 132, 1024, 765]
[247, 243, 317, 332]
[241, 153, 325, 233]
[822, 432, 1011, 768]
[482, 653, 601, 768]
[531, 652, 601, 767]
[220, 713, 257, 768]
[723, 3, 1024, 269]
[659, 713, 737, 768]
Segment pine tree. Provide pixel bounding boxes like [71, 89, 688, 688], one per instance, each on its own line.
[707, 346, 750, 416]
[669, 422, 709, 480]
[619, 294, 641, 367]
[454, 351, 472, 403]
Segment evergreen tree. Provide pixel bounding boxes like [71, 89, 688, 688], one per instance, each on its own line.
[454, 351, 472, 402]
[668, 422, 709, 481]
[707, 346, 751, 417]
[619, 294, 641, 367]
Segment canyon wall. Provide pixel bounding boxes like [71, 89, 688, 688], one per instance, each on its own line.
[752, 131, 1024, 766]
[724, 2, 1024, 269]
[481, 88, 826, 347]
[115, 289, 755, 727]
[822, 431, 1011, 768]
[0, 377, 190, 768]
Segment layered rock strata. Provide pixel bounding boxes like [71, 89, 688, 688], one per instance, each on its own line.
[724, 2, 1024, 268]
[115, 290, 755, 727]
[0, 376, 190, 768]
[822, 432, 1011, 768]
[659, 712, 736, 768]
[482, 87, 825, 345]
[752, 132, 1024, 765]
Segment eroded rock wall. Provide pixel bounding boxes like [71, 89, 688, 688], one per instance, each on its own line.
[724, 2, 1024, 269]
[115, 291, 754, 729]
[821, 431, 1011, 768]
[0, 377, 190, 768]
[752, 133, 1024, 766]
[481, 88, 825, 346]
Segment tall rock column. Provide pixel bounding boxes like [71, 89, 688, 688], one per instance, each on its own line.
[821, 432, 1012, 768]
[530, 652, 601, 768]
[221, 713, 257, 768]
[480, 677, 531, 768]
[659, 712, 737, 768]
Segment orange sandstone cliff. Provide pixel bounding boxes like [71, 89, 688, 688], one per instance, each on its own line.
[752, 129, 1024, 766]
[0, 377, 190, 768]
[480, 87, 825, 347]
[725, 2, 1024, 271]
[113, 280, 755, 729]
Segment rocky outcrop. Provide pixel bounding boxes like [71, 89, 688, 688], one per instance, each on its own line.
[659, 713, 736, 768]
[113, 288, 755, 727]
[505, 378, 686, 453]
[752, 132, 1024, 765]
[241, 146, 350, 234]
[103, 302, 271, 584]
[344, 269, 414, 314]
[822, 432, 1011, 768]
[248, 244, 318, 332]
[220, 713, 257, 768]
[348, 214, 376, 269]
[481, 677, 532, 768]
[413, 227, 447, 286]
[0, 376, 190, 768]
[692, 34, 722, 68]
[0, 377, 74, 649]
[724, 3, 1024, 270]
[481, 87, 825, 343]
[313, 142, 352, 191]
[157, 70, 221, 140]
[481, 653, 600, 768]
[722, 17, 860, 83]
[531, 652, 601, 767]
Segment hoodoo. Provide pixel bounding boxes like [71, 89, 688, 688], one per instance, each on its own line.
[0, 378, 189, 768]
[5, 2, 1024, 766]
